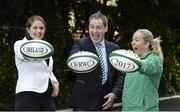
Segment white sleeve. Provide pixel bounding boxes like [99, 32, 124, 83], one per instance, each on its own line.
[14, 40, 27, 61]
[49, 72, 59, 84]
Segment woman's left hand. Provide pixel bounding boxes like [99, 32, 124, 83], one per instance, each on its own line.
[51, 83, 59, 97]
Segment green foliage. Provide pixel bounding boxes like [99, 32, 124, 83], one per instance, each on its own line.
[0, 30, 17, 110]
[0, 0, 179, 110]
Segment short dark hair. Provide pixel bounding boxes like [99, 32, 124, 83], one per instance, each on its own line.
[89, 12, 108, 27]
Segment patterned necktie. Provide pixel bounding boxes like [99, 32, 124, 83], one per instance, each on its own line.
[95, 43, 107, 85]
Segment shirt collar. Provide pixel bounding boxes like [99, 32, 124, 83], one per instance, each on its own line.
[94, 39, 105, 48]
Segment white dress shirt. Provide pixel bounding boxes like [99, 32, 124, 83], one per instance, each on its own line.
[14, 37, 58, 94]
[94, 40, 108, 83]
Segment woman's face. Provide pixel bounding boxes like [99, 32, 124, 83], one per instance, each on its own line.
[131, 31, 149, 57]
[27, 20, 45, 40]
[89, 18, 108, 43]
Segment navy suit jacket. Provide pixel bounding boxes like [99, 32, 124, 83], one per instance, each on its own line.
[69, 36, 125, 110]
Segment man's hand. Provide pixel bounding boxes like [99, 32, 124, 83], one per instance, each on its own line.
[102, 92, 117, 110]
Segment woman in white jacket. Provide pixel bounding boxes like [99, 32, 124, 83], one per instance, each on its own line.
[14, 15, 59, 111]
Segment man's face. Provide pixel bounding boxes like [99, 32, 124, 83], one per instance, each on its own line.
[89, 18, 108, 43]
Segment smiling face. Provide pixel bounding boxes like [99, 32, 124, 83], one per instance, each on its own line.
[131, 31, 150, 57]
[89, 18, 108, 43]
[27, 20, 45, 40]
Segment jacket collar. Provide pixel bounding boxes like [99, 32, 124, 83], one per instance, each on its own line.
[141, 51, 153, 59]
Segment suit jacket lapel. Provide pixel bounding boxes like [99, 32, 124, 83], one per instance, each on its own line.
[83, 37, 97, 55]
[105, 41, 111, 73]
[86, 38, 111, 72]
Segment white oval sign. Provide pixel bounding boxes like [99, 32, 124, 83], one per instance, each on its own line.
[109, 56, 139, 72]
[20, 40, 54, 60]
[68, 57, 98, 73]
[109, 49, 141, 72]
[67, 51, 99, 73]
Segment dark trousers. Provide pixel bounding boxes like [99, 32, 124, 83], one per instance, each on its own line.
[71, 82, 113, 111]
[15, 81, 55, 111]
[72, 103, 112, 111]
[72, 94, 113, 111]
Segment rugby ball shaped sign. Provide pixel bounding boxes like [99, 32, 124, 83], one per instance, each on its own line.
[109, 49, 141, 72]
[67, 51, 99, 73]
[20, 40, 54, 61]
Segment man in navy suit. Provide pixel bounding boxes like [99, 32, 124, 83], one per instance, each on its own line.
[69, 12, 125, 111]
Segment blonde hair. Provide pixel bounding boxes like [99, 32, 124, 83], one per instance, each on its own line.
[136, 29, 164, 61]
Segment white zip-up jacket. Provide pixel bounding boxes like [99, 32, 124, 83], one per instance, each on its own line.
[14, 37, 58, 94]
